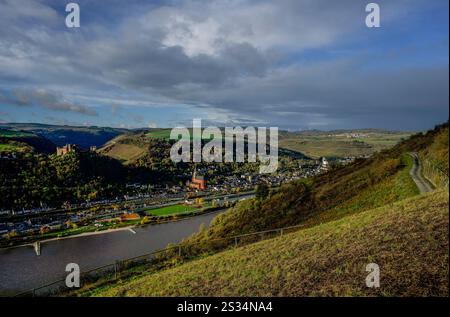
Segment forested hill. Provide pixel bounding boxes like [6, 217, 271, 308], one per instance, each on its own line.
[0, 151, 128, 210]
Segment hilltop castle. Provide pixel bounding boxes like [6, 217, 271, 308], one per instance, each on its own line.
[56, 144, 78, 156]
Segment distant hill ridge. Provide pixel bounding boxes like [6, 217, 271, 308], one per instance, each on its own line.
[0, 123, 129, 150]
[291, 128, 414, 135]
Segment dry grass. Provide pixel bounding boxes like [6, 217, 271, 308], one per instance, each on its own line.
[90, 189, 449, 297]
[301, 154, 419, 228]
[79, 124, 448, 297]
[419, 125, 449, 188]
[102, 143, 146, 164]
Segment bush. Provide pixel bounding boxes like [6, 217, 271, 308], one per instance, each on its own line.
[255, 183, 269, 200]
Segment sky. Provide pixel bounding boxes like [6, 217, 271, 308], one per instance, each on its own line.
[0, 0, 448, 131]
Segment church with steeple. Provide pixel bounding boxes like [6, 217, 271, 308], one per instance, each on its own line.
[187, 167, 206, 190]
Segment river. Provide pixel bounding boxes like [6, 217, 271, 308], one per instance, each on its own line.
[0, 210, 224, 295]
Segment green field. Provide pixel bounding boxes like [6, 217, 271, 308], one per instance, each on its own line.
[145, 129, 172, 140]
[136, 128, 413, 160]
[144, 204, 199, 216]
[146, 128, 212, 141]
[279, 131, 412, 158]
[0, 143, 29, 152]
[0, 129, 42, 153]
[0, 129, 34, 138]
[0, 130, 34, 152]
[0, 144, 19, 151]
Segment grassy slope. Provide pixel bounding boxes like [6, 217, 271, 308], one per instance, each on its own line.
[301, 153, 419, 228]
[0, 143, 24, 152]
[84, 124, 447, 297]
[99, 134, 148, 164]
[419, 123, 449, 167]
[0, 129, 57, 153]
[418, 123, 449, 188]
[180, 126, 447, 244]
[0, 139, 33, 153]
[92, 189, 448, 297]
[183, 150, 418, 244]
[102, 143, 146, 163]
[0, 129, 33, 152]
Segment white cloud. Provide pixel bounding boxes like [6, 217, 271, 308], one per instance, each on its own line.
[0, 0, 447, 130]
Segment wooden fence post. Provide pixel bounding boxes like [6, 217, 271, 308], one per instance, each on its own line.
[114, 260, 120, 280]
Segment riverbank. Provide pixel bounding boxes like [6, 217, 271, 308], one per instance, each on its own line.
[0, 191, 254, 250]
[1, 192, 256, 250]
[0, 206, 231, 251]
[40, 207, 228, 245]
[0, 209, 226, 294]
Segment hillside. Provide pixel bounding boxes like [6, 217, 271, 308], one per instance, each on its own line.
[95, 127, 410, 162]
[99, 133, 190, 183]
[0, 129, 56, 154]
[81, 122, 448, 297]
[99, 133, 150, 164]
[99, 130, 309, 184]
[0, 151, 128, 209]
[0, 137, 33, 153]
[418, 123, 449, 188]
[175, 124, 447, 244]
[92, 188, 448, 297]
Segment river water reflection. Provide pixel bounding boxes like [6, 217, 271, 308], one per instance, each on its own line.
[0, 210, 223, 295]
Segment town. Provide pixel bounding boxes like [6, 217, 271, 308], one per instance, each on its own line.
[0, 145, 349, 246]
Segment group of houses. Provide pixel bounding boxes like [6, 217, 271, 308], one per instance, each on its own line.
[0, 209, 142, 239]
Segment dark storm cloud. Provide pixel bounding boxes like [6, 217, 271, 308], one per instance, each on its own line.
[217, 64, 448, 130]
[94, 42, 269, 89]
[0, 89, 98, 116]
[0, 0, 447, 129]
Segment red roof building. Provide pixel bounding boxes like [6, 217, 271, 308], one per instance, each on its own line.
[189, 168, 206, 190]
[120, 213, 140, 221]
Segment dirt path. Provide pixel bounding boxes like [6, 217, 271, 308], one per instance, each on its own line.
[409, 152, 435, 194]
